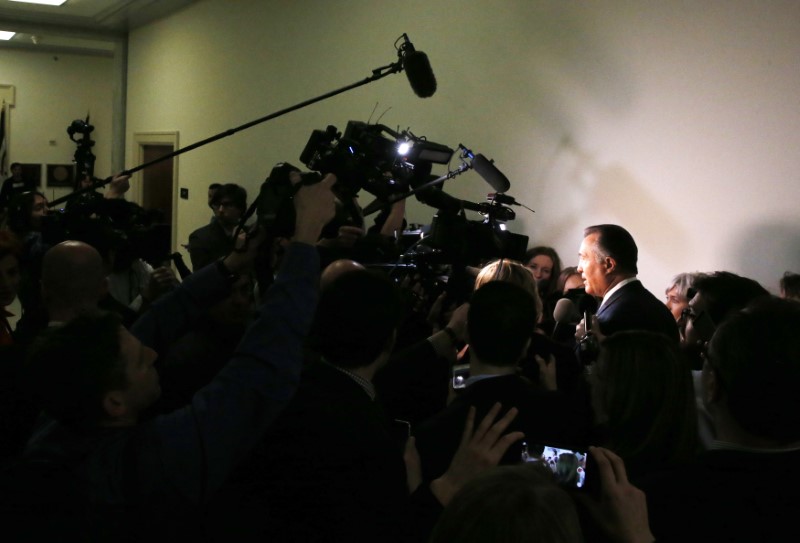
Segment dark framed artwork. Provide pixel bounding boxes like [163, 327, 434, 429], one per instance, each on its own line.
[19, 163, 42, 187]
[47, 163, 75, 188]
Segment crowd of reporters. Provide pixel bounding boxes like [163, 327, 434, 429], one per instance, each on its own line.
[0, 167, 798, 542]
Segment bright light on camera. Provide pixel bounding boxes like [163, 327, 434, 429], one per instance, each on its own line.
[396, 141, 412, 156]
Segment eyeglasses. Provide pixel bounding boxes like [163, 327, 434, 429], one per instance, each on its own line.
[681, 306, 717, 339]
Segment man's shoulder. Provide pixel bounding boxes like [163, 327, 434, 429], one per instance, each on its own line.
[600, 280, 677, 338]
[188, 222, 218, 240]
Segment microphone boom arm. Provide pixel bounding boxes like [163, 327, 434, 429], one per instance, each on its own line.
[50, 57, 405, 207]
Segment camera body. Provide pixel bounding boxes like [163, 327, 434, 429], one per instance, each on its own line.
[256, 121, 452, 237]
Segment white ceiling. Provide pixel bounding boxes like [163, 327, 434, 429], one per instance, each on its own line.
[0, 0, 199, 56]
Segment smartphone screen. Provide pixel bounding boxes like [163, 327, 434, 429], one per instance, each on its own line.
[452, 364, 470, 390]
[521, 442, 588, 488]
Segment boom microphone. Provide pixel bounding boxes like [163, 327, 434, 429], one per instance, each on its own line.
[472, 154, 511, 193]
[400, 34, 437, 98]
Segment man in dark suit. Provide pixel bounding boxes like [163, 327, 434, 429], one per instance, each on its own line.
[414, 281, 591, 482]
[235, 269, 525, 542]
[187, 183, 247, 270]
[576, 224, 678, 344]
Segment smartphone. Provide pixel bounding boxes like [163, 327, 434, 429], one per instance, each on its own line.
[521, 442, 588, 489]
[452, 364, 470, 389]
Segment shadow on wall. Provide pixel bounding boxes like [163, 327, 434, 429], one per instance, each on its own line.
[730, 223, 800, 293]
[543, 138, 687, 270]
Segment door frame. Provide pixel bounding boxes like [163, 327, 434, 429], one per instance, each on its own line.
[132, 131, 179, 253]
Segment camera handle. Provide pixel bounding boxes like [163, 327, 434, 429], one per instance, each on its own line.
[49, 50, 407, 208]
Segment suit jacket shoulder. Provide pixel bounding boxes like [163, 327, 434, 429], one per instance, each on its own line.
[597, 281, 678, 341]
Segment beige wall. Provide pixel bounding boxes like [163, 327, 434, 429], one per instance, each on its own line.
[124, 0, 800, 293]
[0, 49, 114, 203]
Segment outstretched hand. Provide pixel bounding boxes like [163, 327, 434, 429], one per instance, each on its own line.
[430, 403, 525, 506]
[222, 226, 267, 275]
[293, 173, 337, 245]
[584, 446, 655, 543]
[105, 172, 131, 199]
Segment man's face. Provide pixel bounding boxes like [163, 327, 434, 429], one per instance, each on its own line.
[577, 233, 610, 297]
[0, 254, 21, 307]
[665, 286, 688, 322]
[117, 327, 161, 414]
[216, 198, 242, 227]
[11, 165, 22, 179]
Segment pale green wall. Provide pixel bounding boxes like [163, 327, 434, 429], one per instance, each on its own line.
[0, 49, 114, 203]
[125, 0, 800, 293]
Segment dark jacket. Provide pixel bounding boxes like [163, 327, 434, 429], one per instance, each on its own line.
[414, 374, 592, 481]
[0, 243, 319, 541]
[597, 280, 678, 342]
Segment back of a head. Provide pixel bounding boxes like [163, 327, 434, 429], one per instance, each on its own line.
[692, 271, 769, 326]
[41, 241, 106, 314]
[708, 296, 800, 444]
[593, 330, 697, 471]
[311, 269, 401, 369]
[780, 271, 800, 301]
[26, 311, 126, 427]
[469, 281, 538, 367]
[584, 224, 638, 275]
[430, 464, 583, 543]
[475, 258, 542, 318]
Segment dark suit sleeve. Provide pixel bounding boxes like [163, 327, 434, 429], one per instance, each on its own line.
[130, 262, 232, 355]
[136, 242, 319, 503]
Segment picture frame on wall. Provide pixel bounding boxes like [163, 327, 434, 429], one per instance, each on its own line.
[19, 163, 42, 187]
[46, 163, 75, 188]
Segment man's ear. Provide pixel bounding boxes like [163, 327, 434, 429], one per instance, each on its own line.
[102, 390, 128, 419]
[603, 256, 617, 275]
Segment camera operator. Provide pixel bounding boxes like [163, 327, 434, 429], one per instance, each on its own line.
[1, 173, 337, 540]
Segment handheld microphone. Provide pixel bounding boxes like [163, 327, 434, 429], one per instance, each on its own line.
[400, 34, 437, 98]
[552, 297, 578, 339]
[471, 154, 511, 193]
[577, 293, 599, 329]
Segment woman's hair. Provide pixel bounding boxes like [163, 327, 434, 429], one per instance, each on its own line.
[555, 453, 579, 487]
[0, 230, 23, 261]
[475, 258, 542, 319]
[591, 330, 698, 477]
[556, 266, 582, 294]
[665, 272, 704, 299]
[430, 464, 583, 543]
[524, 246, 562, 299]
[6, 191, 46, 235]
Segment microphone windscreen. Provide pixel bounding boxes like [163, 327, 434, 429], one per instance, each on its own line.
[553, 298, 579, 324]
[403, 51, 437, 98]
[472, 154, 511, 193]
